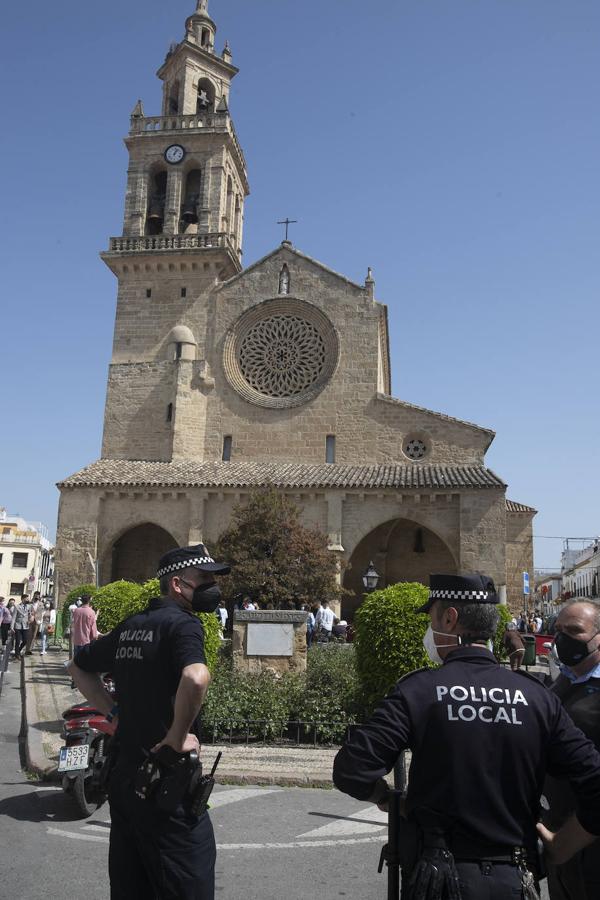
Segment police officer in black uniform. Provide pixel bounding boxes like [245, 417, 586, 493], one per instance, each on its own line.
[333, 573, 600, 899]
[69, 542, 230, 900]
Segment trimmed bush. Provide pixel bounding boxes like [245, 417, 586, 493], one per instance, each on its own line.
[354, 582, 431, 709]
[202, 644, 362, 744]
[93, 580, 143, 633]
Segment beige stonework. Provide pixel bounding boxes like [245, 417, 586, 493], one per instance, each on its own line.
[55, 2, 536, 613]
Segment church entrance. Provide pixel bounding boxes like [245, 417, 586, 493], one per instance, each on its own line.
[342, 519, 457, 621]
[108, 523, 178, 585]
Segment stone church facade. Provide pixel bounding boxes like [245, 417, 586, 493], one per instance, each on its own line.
[55, 1, 535, 617]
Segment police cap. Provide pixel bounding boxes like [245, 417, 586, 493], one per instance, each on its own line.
[157, 543, 231, 579]
[417, 573, 499, 614]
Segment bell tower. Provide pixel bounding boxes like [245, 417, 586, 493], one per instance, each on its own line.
[104, 0, 248, 257]
[99, 0, 249, 464]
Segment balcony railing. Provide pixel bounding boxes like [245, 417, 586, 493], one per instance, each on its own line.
[107, 232, 236, 254]
[129, 113, 247, 171]
[0, 533, 38, 544]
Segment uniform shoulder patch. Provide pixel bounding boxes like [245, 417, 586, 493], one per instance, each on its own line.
[514, 668, 550, 688]
[396, 666, 432, 686]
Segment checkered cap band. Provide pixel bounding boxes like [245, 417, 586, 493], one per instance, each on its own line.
[429, 589, 490, 601]
[156, 556, 215, 578]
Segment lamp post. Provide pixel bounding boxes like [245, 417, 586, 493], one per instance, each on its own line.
[362, 561, 380, 592]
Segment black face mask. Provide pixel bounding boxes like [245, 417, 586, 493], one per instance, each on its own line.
[191, 582, 221, 614]
[554, 631, 599, 668]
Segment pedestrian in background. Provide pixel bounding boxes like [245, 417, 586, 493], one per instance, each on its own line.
[315, 599, 334, 639]
[25, 590, 42, 654]
[544, 599, 600, 900]
[38, 601, 56, 656]
[503, 622, 525, 670]
[0, 597, 12, 647]
[12, 595, 33, 657]
[71, 595, 101, 653]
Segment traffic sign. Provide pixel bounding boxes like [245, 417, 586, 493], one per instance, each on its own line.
[523, 572, 530, 595]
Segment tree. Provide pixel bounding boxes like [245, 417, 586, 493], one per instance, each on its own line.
[214, 489, 343, 607]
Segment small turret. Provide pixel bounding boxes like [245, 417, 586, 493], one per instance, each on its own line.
[186, 0, 217, 52]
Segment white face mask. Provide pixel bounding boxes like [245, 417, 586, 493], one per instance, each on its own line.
[423, 625, 458, 665]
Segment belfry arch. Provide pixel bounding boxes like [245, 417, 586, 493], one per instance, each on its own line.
[342, 518, 458, 621]
[107, 523, 178, 585]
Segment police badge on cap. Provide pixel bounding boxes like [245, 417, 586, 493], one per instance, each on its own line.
[156, 543, 230, 578]
[418, 573, 499, 614]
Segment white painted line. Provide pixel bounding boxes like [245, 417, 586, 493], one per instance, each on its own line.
[35, 786, 63, 792]
[298, 805, 387, 838]
[217, 837, 384, 849]
[47, 827, 109, 843]
[210, 788, 282, 809]
[82, 823, 111, 832]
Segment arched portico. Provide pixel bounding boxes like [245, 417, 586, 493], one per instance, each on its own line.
[342, 518, 457, 620]
[104, 523, 178, 585]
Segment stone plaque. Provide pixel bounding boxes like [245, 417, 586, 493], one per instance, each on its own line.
[246, 623, 294, 657]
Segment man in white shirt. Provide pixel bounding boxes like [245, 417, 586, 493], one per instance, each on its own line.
[315, 600, 334, 637]
[216, 601, 228, 632]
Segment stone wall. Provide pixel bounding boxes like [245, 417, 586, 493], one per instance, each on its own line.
[505, 511, 535, 612]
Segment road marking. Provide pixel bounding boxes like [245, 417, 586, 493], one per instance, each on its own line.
[298, 805, 387, 838]
[47, 829, 384, 850]
[48, 827, 109, 843]
[210, 788, 282, 809]
[217, 837, 384, 849]
[35, 786, 63, 792]
[83, 823, 111, 832]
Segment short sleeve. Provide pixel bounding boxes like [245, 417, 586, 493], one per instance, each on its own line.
[74, 631, 119, 673]
[169, 615, 206, 678]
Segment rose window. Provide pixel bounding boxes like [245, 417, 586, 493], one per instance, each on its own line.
[224, 299, 339, 409]
[404, 438, 428, 460]
[239, 315, 326, 398]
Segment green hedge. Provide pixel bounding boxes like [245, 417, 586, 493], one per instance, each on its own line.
[355, 582, 431, 709]
[202, 645, 362, 743]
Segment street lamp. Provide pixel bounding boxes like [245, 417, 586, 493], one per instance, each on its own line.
[362, 561, 380, 592]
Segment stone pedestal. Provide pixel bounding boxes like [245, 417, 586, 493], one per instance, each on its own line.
[233, 609, 308, 674]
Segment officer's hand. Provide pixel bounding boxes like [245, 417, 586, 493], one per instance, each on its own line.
[151, 732, 200, 756]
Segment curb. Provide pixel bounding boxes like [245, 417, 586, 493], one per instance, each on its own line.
[22, 654, 59, 781]
[216, 772, 333, 789]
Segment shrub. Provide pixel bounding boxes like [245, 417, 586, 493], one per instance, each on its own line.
[493, 603, 513, 660]
[296, 645, 362, 742]
[93, 580, 143, 633]
[354, 582, 431, 709]
[202, 644, 362, 744]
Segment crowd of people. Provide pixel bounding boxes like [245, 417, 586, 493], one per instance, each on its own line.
[0, 592, 56, 657]
[217, 596, 352, 645]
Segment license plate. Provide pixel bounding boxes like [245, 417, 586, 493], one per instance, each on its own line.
[58, 744, 90, 772]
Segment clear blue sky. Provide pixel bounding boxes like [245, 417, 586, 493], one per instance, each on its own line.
[2, 0, 598, 571]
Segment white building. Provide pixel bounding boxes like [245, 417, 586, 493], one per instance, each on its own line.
[533, 571, 563, 614]
[561, 539, 599, 600]
[0, 508, 54, 600]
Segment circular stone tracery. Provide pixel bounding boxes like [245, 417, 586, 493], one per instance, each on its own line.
[239, 315, 326, 398]
[404, 438, 428, 460]
[224, 299, 339, 408]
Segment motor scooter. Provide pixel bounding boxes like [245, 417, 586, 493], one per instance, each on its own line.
[59, 675, 116, 817]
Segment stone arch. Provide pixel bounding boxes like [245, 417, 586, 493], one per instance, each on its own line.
[104, 523, 178, 585]
[342, 517, 457, 621]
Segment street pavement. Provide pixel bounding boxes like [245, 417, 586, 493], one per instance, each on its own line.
[1, 654, 550, 900]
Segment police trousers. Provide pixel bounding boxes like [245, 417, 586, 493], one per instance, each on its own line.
[454, 860, 526, 899]
[108, 770, 216, 900]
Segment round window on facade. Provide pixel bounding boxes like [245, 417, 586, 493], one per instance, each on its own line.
[223, 298, 339, 408]
[403, 436, 429, 461]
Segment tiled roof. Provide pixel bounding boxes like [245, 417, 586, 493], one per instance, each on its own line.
[506, 499, 537, 514]
[58, 459, 506, 491]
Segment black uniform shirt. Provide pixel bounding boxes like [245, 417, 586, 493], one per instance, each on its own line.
[333, 646, 600, 850]
[544, 673, 600, 830]
[75, 597, 206, 765]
